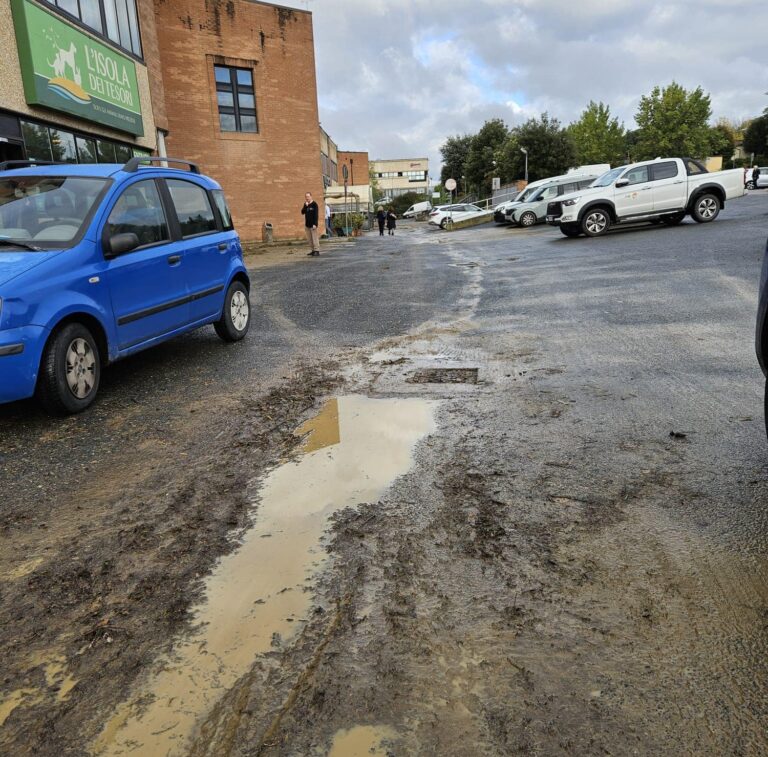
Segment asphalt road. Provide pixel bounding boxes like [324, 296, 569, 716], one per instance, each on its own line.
[2, 190, 768, 755]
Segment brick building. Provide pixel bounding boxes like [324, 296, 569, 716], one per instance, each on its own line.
[336, 150, 369, 187]
[154, 0, 324, 241]
[2, 0, 326, 242]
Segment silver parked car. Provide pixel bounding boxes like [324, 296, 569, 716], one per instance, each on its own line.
[505, 176, 598, 227]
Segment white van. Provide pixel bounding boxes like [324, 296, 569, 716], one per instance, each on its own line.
[403, 201, 432, 218]
[493, 164, 611, 224]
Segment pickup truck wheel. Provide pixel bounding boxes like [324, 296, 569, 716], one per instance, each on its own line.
[692, 194, 720, 223]
[37, 323, 101, 415]
[518, 211, 537, 228]
[560, 225, 581, 238]
[581, 208, 611, 237]
[215, 281, 251, 342]
[662, 212, 685, 226]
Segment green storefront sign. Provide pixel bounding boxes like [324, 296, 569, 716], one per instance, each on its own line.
[11, 0, 144, 136]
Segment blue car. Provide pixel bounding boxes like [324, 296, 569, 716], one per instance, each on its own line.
[758, 238, 768, 437]
[0, 157, 250, 414]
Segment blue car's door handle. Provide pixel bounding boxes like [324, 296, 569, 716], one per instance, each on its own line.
[167, 254, 181, 265]
[218, 242, 228, 251]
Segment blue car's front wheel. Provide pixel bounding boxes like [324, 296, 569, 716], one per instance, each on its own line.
[37, 323, 101, 415]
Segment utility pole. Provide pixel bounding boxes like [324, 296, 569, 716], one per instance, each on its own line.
[520, 147, 528, 184]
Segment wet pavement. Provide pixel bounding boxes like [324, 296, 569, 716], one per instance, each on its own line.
[2, 191, 768, 755]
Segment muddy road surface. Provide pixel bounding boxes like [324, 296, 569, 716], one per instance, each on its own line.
[2, 193, 768, 755]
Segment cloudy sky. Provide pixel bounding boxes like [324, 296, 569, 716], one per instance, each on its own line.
[285, 0, 768, 179]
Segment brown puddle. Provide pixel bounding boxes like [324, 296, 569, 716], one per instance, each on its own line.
[328, 725, 398, 756]
[92, 395, 436, 756]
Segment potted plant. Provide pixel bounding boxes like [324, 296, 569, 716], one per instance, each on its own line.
[349, 212, 365, 237]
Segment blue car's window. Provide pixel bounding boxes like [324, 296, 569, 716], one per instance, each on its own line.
[107, 180, 169, 248]
[167, 179, 217, 237]
[212, 190, 234, 231]
[0, 176, 108, 248]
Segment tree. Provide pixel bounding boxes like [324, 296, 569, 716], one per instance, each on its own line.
[439, 134, 473, 195]
[634, 82, 712, 160]
[508, 114, 576, 182]
[464, 119, 509, 197]
[743, 111, 768, 161]
[390, 191, 428, 216]
[567, 101, 626, 166]
[708, 121, 736, 163]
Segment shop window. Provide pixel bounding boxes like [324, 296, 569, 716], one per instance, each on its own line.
[20, 121, 53, 162]
[44, 0, 142, 57]
[97, 140, 116, 163]
[50, 130, 78, 163]
[167, 179, 217, 237]
[107, 180, 168, 247]
[214, 65, 258, 133]
[115, 144, 133, 163]
[76, 137, 98, 163]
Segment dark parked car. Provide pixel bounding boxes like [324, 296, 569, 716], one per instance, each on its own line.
[757, 238, 768, 436]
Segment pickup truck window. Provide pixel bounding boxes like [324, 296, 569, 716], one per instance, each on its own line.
[623, 166, 650, 185]
[685, 159, 707, 175]
[651, 162, 679, 181]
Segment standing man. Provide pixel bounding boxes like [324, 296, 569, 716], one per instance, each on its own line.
[301, 192, 320, 256]
[752, 165, 761, 190]
[325, 201, 332, 238]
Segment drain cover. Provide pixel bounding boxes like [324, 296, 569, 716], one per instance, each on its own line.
[408, 368, 478, 384]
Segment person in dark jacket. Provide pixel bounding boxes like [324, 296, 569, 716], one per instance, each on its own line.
[753, 166, 761, 189]
[386, 208, 397, 236]
[376, 206, 386, 236]
[301, 192, 320, 256]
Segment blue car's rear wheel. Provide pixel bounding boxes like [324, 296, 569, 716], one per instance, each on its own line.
[215, 281, 250, 342]
[37, 323, 101, 415]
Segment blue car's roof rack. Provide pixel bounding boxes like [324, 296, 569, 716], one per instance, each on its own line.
[123, 156, 200, 174]
[0, 160, 62, 171]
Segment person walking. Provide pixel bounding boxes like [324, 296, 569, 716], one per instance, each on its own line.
[752, 165, 761, 189]
[301, 192, 320, 256]
[376, 206, 386, 236]
[386, 208, 397, 236]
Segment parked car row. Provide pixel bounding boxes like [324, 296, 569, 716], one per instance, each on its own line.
[0, 158, 250, 414]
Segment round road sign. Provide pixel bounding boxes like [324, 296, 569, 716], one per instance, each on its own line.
[444, 178, 457, 191]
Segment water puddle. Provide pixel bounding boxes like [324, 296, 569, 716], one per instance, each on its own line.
[328, 725, 397, 756]
[93, 395, 436, 756]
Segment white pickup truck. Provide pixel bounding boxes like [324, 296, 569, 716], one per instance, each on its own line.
[545, 157, 746, 237]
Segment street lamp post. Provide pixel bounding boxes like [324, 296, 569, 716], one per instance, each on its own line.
[520, 147, 528, 184]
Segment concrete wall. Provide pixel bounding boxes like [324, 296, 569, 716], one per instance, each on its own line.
[155, 0, 324, 241]
[0, 0, 158, 150]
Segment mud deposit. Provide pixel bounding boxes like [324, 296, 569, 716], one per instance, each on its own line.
[93, 396, 436, 755]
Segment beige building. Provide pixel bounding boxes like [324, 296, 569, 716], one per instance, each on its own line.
[371, 157, 429, 200]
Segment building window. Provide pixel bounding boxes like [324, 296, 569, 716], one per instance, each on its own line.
[19, 118, 140, 166]
[43, 0, 142, 57]
[215, 65, 258, 133]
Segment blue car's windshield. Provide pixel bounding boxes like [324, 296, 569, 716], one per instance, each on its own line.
[0, 176, 108, 249]
[591, 167, 625, 188]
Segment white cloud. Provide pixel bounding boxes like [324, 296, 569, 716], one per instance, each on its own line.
[286, 0, 768, 179]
